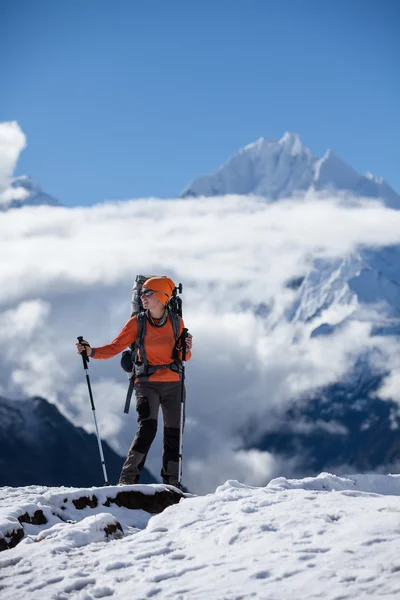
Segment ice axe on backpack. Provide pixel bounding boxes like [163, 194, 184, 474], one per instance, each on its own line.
[170, 283, 183, 317]
[77, 336, 109, 485]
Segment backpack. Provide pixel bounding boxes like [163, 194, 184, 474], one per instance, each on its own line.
[121, 275, 184, 413]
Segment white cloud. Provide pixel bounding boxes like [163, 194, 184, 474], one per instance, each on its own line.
[371, 335, 400, 405]
[186, 448, 302, 495]
[0, 121, 28, 205]
[378, 372, 400, 404]
[0, 299, 50, 341]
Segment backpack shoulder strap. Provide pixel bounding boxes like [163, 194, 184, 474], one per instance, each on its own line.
[170, 311, 182, 362]
[169, 311, 180, 342]
[133, 311, 148, 366]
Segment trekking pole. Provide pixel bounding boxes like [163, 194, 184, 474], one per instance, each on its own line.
[77, 336, 109, 485]
[178, 328, 188, 487]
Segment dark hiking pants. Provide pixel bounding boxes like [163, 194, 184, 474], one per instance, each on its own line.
[119, 380, 185, 486]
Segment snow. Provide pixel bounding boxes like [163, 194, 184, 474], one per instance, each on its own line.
[313, 150, 360, 191]
[279, 131, 305, 156]
[286, 246, 400, 339]
[1, 473, 400, 599]
[243, 137, 265, 152]
[365, 172, 383, 184]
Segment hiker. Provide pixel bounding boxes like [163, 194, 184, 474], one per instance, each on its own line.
[76, 276, 192, 487]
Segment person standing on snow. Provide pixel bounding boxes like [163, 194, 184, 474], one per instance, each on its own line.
[76, 277, 192, 488]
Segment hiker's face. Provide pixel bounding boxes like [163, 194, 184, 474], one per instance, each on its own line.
[141, 290, 163, 310]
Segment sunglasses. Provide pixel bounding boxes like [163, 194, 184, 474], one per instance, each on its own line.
[140, 288, 170, 298]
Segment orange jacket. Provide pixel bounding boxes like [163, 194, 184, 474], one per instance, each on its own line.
[91, 313, 191, 382]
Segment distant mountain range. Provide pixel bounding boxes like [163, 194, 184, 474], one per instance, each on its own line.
[248, 361, 400, 477]
[0, 395, 156, 487]
[181, 132, 400, 209]
[3, 132, 399, 211]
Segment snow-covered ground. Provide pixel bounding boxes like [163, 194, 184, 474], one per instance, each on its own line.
[1, 473, 400, 599]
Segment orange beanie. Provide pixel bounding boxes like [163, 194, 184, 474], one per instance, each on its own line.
[142, 276, 175, 306]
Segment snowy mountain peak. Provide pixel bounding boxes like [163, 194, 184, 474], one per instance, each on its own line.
[279, 131, 305, 156]
[243, 132, 308, 158]
[243, 137, 265, 152]
[181, 134, 400, 208]
[181, 132, 315, 199]
[13, 174, 41, 192]
[0, 175, 62, 211]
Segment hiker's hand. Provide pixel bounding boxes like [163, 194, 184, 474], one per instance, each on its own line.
[186, 334, 193, 351]
[76, 340, 93, 357]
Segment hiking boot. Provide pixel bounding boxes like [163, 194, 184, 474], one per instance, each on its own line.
[118, 477, 139, 485]
[163, 480, 182, 490]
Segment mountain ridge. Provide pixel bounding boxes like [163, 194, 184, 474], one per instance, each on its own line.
[0, 395, 156, 487]
[181, 132, 400, 209]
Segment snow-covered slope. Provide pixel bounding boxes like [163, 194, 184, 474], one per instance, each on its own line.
[0, 175, 61, 211]
[1, 473, 400, 599]
[286, 245, 400, 335]
[181, 133, 400, 209]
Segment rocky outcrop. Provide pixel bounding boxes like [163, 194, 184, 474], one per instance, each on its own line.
[0, 524, 24, 551]
[102, 487, 183, 513]
[0, 485, 185, 552]
[18, 510, 48, 525]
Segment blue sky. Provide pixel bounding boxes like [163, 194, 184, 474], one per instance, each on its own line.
[1, 0, 399, 206]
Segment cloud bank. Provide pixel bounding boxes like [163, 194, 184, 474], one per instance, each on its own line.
[1, 194, 400, 492]
[1, 124, 400, 493]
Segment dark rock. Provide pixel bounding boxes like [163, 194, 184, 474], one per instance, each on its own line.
[0, 526, 24, 551]
[104, 488, 184, 514]
[72, 495, 98, 510]
[18, 510, 47, 525]
[285, 276, 305, 290]
[104, 521, 123, 538]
